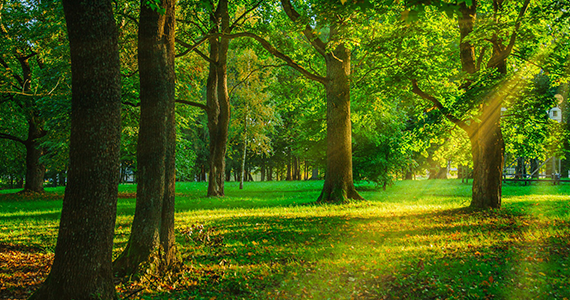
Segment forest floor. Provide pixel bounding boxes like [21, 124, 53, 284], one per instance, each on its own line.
[1, 179, 569, 299]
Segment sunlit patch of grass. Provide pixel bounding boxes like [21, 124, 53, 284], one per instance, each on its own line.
[1, 179, 570, 299]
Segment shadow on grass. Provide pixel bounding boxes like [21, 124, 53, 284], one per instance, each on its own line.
[165, 202, 570, 299]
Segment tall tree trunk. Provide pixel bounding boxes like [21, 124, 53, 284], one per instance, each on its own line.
[160, 0, 177, 267]
[28, 0, 121, 298]
[206, 37, 223, 195]
[114, 0, 174, 276]
[318, 43, 362, 203]
[206, 0, 230, 197]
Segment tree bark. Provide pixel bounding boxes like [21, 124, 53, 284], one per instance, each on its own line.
[28, 0, 121, 298]
[468, 113, 504, 209]
[23, 121, 45, 192]
[114, 0, 175, 276]
[206, 0, 230, 197]
[318, 43, 362, 203]
[160, 0, 177, 267]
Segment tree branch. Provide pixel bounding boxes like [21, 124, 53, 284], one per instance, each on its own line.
[193, 48, 216, 65]
[229, 64, 287, 97]
[410, 79, 470, 131]
[175, 36, 210, 58]
[117, 10, 139, 26]
[0, 132, 25, 144]
[230, 0, 263, 31]
[280, 0, 327, 57]
[0, 56, 24, 87]
[122, 101, 139, 107]
[175, 99, 208, 111]
[223, 32, 326, 84]
[487, 0, 531, 69]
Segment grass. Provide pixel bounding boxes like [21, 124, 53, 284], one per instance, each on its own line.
[1, 179, 570, 299]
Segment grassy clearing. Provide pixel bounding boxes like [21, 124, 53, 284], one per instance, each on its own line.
[1, 179, 569, 299]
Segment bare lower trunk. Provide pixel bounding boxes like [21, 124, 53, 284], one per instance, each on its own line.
[469, 108, 504, 208]
[317, 43, 362, 203]
[24, 129, 45, 193]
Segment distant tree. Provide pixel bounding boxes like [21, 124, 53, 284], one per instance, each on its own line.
[177, 0, 264, 196]
[0, 0, 69, 193]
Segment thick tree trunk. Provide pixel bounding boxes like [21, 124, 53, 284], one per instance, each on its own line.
[468, 103, 504, 209]
[114, 0, 174, 276]
[28, 0, 121, 298]
[318, 43, 362, 203]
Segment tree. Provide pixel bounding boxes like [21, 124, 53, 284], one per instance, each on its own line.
[28, 0, 121, 298]
[378, 0, 555, 208]
[114, 0, 177, 276]
[227, 0, 377, 202]
[0, 0, 69, 193]
[177, 0, 264, 196]
[227, 47, 277, 188]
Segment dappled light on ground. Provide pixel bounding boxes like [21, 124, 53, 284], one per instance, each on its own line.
[1, 180, 569, 299]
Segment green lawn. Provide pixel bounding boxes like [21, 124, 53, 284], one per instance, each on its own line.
[1, 180, 569, 299]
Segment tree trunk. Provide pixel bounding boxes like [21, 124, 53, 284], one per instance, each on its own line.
[206, 0, 230, 197]
[530, 159, 539, 179]
[468, 103, 504, 209]
[317, 43, 362, 203]
[28, 0, 121, 298]
[311, 166, 319, 180]
[286, 152, 292, 181]
[114, 0, 175, 276]
[160, 0, 177, 267]
[23, 120, 46, 192]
